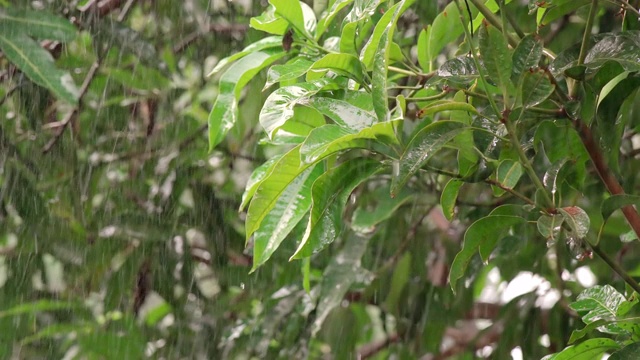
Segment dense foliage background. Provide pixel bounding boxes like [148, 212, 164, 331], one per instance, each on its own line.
[2, 0, 640, 358]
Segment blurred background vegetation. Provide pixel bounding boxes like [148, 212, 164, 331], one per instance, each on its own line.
[1, 0, 640, 359]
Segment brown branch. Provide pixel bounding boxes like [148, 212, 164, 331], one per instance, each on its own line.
[42, 61, 101, 154]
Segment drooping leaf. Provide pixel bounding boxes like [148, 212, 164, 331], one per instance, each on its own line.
[312, 232, 373, 335]
[0, 8, 76, 42]
[307, 96, 377, 131]
[441, 179, 463, 221]
[519, 69, 555, 108]
[478, 22, 513, 96]
[391, 121, 468, 196]
[265, 57, 314, 88]
[449, 215, 526, 292]
[251, 165, 323, 271]
[0, 32, 78, 104]
[209, 50, 286, 149]
[307, 53, 367, 84]
[292, 159, 383, 258]
[548, 338, 619, 360]
[260, 80, 330, 138]
[601, 194, 640, 222]
[300, 120, 400, 164]
[351, 186, 413, 234]
[558, 206, 590, 238]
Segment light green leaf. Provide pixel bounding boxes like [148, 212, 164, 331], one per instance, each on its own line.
[496, 159, 523, 190]
[300, 120, 400, 164]
[240, 156, 283, 211]
[339, 0, 382, 55]
[449, 215, 526, 292]
[316, 0, 354, 38]
[250, 5, 289, 35]
[551, 338, 619, 360]
[270, 0, 316, 38]
[416, 100, 479, 119]
[519, 69, 555, 108]
[208, 49, 286, 149]
[260, 80, 330, 138]
[351, 186, 413, 234]
[570, 285, 627, 334]
[360, 0, 414, 69]
[441, 179, 463, 221]
[0, 32, 78, 104]
[307, 53, 367, 84]
[417, 27, 430, 71]
[391, 121, 468, 196]
[0, 8, 76, 42]
[251, 165, 323, 271]
[292, 159, 383, 258]
[271, 105, 326, 144]
[265, 57, 314, 88]
[601, 194, 640, 222]
[558, 206, 590, 238]
[307, 96, 377, 131]
[568, 319, 610, 344]
[478, 22, 513, 96]
[208, 36, 283, 77]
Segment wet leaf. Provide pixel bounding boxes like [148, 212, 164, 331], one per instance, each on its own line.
[316, 0, 354, 37]
[570, 285, 627, 334]
[271, 105, 326, 144]
[543, 158, 569, 204]
[610, 342, 640, 360]
[360, 0, 414, 69]
[292, 159, 383, 258]
[307, 96, 377, 131]
[0, 32, 78, 104]
[416, 100, 478, 119]
[250, 5, 289, 35]
[548, 338, 619, 360]
[391, 121, 468, 196]
[265, 58, 314, 88]
[271, 0, 317, 39]
[307, 53, 367, 84]
[558, 206, 590, 238]
[260, 80, 330, 138]
[441, 179, 463, 221]
[449, 215, 526, 292]
[240, 156, 282, 211]
[0, 8, 76, 42]
[537, 214, 564, 244]
[435, 55, 479, 84]
[208, 49, 286, 149]
[601, 194, 640, 222]
[209, 36, 283, 77]
[251, 165, 322, 271]
[512, 34, 543, 82]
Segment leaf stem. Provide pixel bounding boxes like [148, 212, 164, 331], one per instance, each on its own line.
[589, 242, 640, 294]
[569, 0, 598, 98]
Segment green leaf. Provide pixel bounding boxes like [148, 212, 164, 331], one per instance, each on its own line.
[300, 120, 400, 164]
[339, 0, 384, 55]
[449, 215, 526, 292]
[558, 206, 590, 238]
[292, 159, 383, 258]
[240, 157, 282, 211]
[417, 28, 430, 72]
[251, 165, 322, 271]
[537, 214, 564, 244]
[543, 158, 569, 204]
[391, 121, 468, 196]
[568, 319, 610, 344]
[416, 100, 479, 118]
[307, 96, 377, 131]
[601, 194, 640, 222]
[260, 80, 330, 138]
[570, 285, 627, 334]
[270, 0, 316, 38]
[208, 36, 283, 77]
[435, 56, 479, 84]
[519, 69, 555, 108]
[441, 179, 463, 221]
[307, 53, 367, 84]
[250, 5, 289, 35]
[208, 50, 286, 149]
[478, 22, 513, 96]
[0, 8, 76, 42]
[496, 159, 523, 190]
[351, 186, 413, 234]
[265, 57, 314, 88]
[425, 1, 463, 67]
[271, 105, 326, 144]
[551, 338, 619, 360]
[312, 232, 372, 335]
[316, 0, 354, 38]
[360, 0, 414, 69]
[0, 32, 78, 104]
[610, 342, 640, 360]
[512, 34, 543, 82]
[0, 300, 82, 318]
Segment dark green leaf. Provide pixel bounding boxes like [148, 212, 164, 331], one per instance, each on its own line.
[558, 206, 590, 238]
[537, 214, 564, 244]
[265, 58, 314, 88]
[0, 32, 78, 104]
[209, 36, 283, 77]
[478, 22, 513, 95]
[512, 34, 543, 82]
[351, 186, 413, 234]
[610, 342, 640, 359]
[425, 2, 463, 67]
[441, 179, 463, 221]
[449, 215, 526, 292]
[0, 8, 76, 42]
[519, 69, 555, 108]
[496, 159, 523, 190]
[601, 194, 640, 222]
